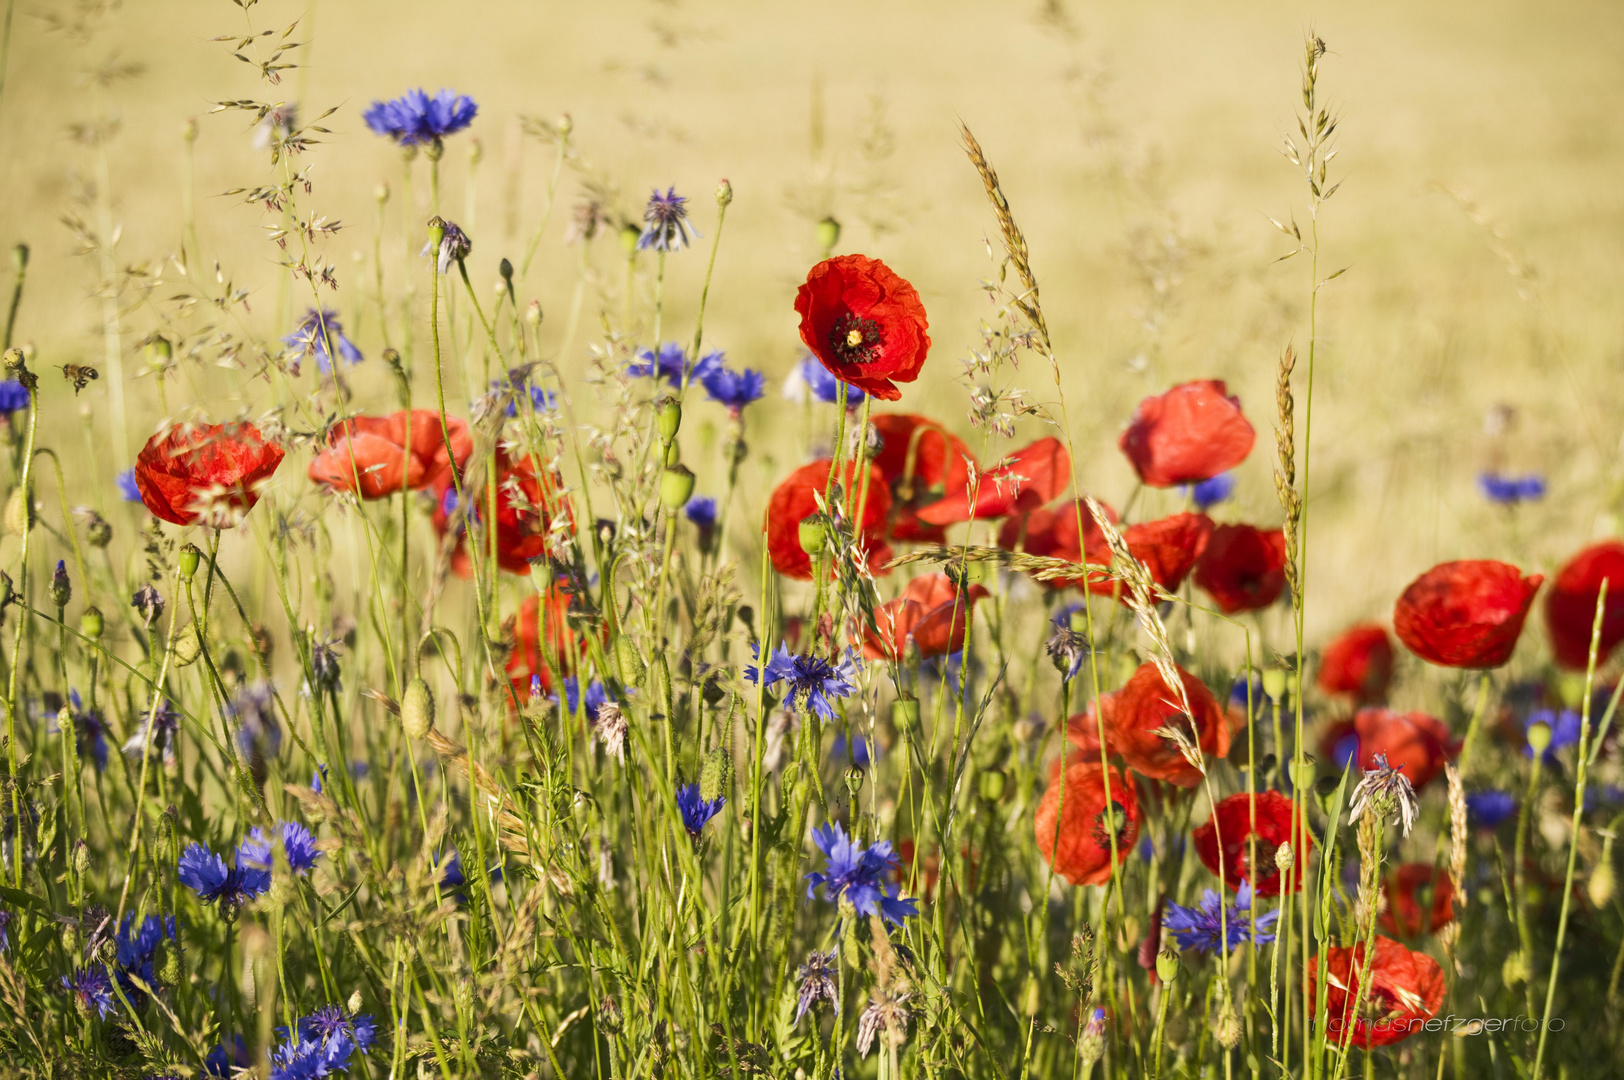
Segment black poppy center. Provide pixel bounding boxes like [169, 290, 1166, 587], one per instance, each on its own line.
[1091, 800, 1132, 847]
[829, 313, 885, 366]
[1237, 837, 1281, 885]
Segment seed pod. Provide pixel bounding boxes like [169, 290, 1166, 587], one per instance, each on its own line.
[816, 216, 841, 253]
[977, 767, 1007, 804]
[1261, 667, 1289, 702]
[178, 542, 201, 581]
[699, 746, 733, 804]
[615, 635, 647, 687]
[401, 677, 436, 740]
[660, 465, 695, 510]
[1589, 856, 1616, 908]
[655, 396, 682, 446]
[797, 515, 825, 557]
[173, 623, 202, 667]
[79, 606, 104, 641]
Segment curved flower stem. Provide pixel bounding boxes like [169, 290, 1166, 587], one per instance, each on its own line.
[4, 358, 37, 889]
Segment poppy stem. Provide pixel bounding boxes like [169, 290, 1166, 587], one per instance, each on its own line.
[1455, 671, 1493, 776]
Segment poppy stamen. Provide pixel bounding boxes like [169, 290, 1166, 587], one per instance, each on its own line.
[830, 314, 885, 366]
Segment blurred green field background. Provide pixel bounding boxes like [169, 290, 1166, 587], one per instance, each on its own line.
[2, 0, 1622, 664]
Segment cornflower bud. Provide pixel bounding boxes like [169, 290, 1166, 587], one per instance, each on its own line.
[178, 542, 201, 582]
[525, 299, 542, 327]
[83, 511, 112, 549]
[660, 465, 695, 510]
[79, 606, 103, 641]
[1077, 1007, 1107, 1068]
[49, 560, 70, 608]
[401, 677, 436, 740]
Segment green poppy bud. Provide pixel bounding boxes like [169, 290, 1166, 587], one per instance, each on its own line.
[844, 764, 864, 799]
[656, 396, 682, 446]
[660, 465, 696, 510]
[79, 606, 103, 641]
[816, 216, 841, 253]
[173, 623, 202, 667]
[1155, 947, 1180, 984]
[699, 746, 733, 804]
[1261, 667, 1289, 702]
[798, 515, 825, 557]
[615, 635, 647, 687]
[1526, 720, 1552, 757]
[977, 767, 1007, 804]
[401, 677, 436, 740]
[891, 695, 920, 735]
[620, 222, 643, 255]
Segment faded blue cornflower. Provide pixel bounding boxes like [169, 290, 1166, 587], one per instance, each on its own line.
[636, 187, 699, 253]
[788, 355, 865, 406]
[491, 371, 559, 417]
[701, 364, 767, 414]
[206, 1035, 251, 1078]
[122, 699, 181, 765]
[831, 733, 875, 769]
[237, 821, 323, 876]
[794, 949, 839, 1024]
[362, 88, 477, 148]
[61, 964, 116, 1019]
[282, 309, 362, 373]
[676, 783, 725, 838]
[58, 689, 108, 770]
[561, 677, 611, 717]
[1184, 472, 1235, 511]
[1479, 472, 1546, 506]
[0, 906, 11, 952]
[1163, 881, 1278, 952]
[805, 821, 919, 926]
[1046, 610, 1090, 683]
[749, 643, 860, 721]
[0, 379, 29, 413]
[627, 342, 722, 388]
[684, 495, 718, 530]
[1348, 751, 1420, 836]
[230, 682, 282, 762]
[1523, 708, 1581, 762]
[115, 913, 179, 994]
[177, 842, 272, 911]
[424, 218, 472, 275]
[1465, 789, 1517, 829]
[116, 468, 142, 503]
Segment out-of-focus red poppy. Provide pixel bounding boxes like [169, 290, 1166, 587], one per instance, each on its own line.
[1544, 541, 1624, 670]
[795, 255, 929, 402]
[895, 838, 979, 899]
[434, 451, 573, 576]
[1034, 761, 1140, 886]
[134, 421, 285, 528]
[870, 413, 975, 543]
[864, 573, 989, 661]
[1309, 936, 1446, 1048]
[1096, 512, 1214, 601]
[764, 459, 892, 580]
[309, 410, 472, 499]
[1320, 707, 1459, 793]
[1378, 864, 1456, 937]
[1065, 691, 1118, 756]
[1193, 791, 1311, 897]
[917, 437, 1070, 526]
[504, 584, 586, 698]
[1192, 523, 1288, 614]
[998, 498, 1119, 590]
[1104, 663, 1230, 788]
[1317, 623, 1395, 703]
[1393, 560, 1542, 669]
[1118, 380, 1256, 487]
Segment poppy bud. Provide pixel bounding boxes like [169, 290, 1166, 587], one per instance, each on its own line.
[375, 182, 390, 205]
[157, 936, 185, 985]
[1526, 720, 1552, 757]
[699, 746, 733, 803]
[615, 635, 648, 687]
[49, 560, 70, 608]
[427, 216, 446, 249]
[656, 396, 682, 445]
[716, 178, 733, 207]
[1275, 841, 1294, 874]
[5, 485, 31, 536]
[797, 515, 826, 557]
[1155, 947, 1180, 983]
[660, 465, 695, 510]
[816, 216, 841, 253]
[83, 511, 112, 549]
[619, 222, 643, 255]
[1501, 950, 1530, 987]
[12, 243, 28, 273]
[977, 767, 1007, 803]
[1589, 850, 1616, 908]
[557, 113, 574, 137]
[892, 695, 920, 735]
[1261, 667, 1289, 702]
[143, 335, 174, 371]
[499, 257, 514, 285]
[79, 606, 103, 641]
[664, 440, 681, 467]
[173, 623, 202, 667]
[179, 542, 201, 582]
[401, 676, 436, 740]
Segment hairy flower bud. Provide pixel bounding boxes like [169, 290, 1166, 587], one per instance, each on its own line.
[977, 767, 1007, 804]
[49, 560, 70, 608]
[401, 677, 435, 740]
[699, 746, 734, 804]
[716, 178, 733, 206]
[615, 635, 648, 687]
[891, 695, 920, 736]
[5, 485, 31, 537]
[1526, 720, 1552, 757]
[83, 511, 112, 549]
[79, 606, 103, 641]
[656, 396, 682, 446]
[816, 216, 841, 253]
[797, 515, 826, 557]
[1077, 1007, 1107, 1068]
[173, 623, 203, 667]
[660, 465, 695, 510]
[179, 542, 202, 581]
[1155, 947, 1180, 984]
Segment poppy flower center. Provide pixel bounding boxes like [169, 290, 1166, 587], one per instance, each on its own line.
[1236, 837, 1281, 885]
[1091, 800, 1132, 847]
[830, 314, 885, 366]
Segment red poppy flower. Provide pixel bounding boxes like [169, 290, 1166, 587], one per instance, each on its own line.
[1194, 791, 1311, 897]
[998, 498, 1118, 590]
[504, 584, 586, 698]
[1320, 707, 1459, 793]
[434, 451, 574, 576]
[795, 255, 929, 402]
[870, 413, 975, 543]
[309, 410, 472, 499]
[1378, 864, 1456, 937]
[1096, 512, 1214, 600]
[864, 573, 989, 661]
[1393, 560, 1542, 668]
[1192, 523, 1288, 614]
[1103, 662, 1230, 788]
[1065, 691, 1118, 756]
[1317, 623, 1395, 703]
[916, 437, 1070, 526]
[1034, 761, 1140, 887]
[765, 459, 892, 580]
[134, 421, 285, 528]
[1309, 936, 1446, 1048]
[1118, 380, 1256, 487]
[1544, 541, 1624, 670]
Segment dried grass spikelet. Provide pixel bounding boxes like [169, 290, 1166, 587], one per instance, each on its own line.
[424, 727, 533, 859]
[1273, 344, 1302, 599]
[1445, 764, 1467, 913]
[958, 123, 1051, 356]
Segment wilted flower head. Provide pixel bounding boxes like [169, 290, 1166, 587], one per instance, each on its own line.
[309, 634, 344, 694]
[362, 88, 477, 147]
[122, 698, 181, 765]
[749, 643, 859, 721]
[564, 199, 604, 245]
[131, 583, 165, 627]
[230, 682, 282, 762]
[1349, 751, 1420, 836]
[1046, 615, 1090, 683]
[282, 309, 362, 373]
[794, 949, 839, 1024]
[856, 983, 913, 1058]
[636, 187, 699, 253]
[424, 218, 472, 275]
[61, 689, 108, 770]
[1163, 881, 1278, 953]
[593, 701, 628, 762]
[805, 822, 918, 925]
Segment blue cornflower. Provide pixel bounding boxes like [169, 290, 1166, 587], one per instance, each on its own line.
[790, 355, 864, 406]
[206, 1035, 251, 1078]
[362, 88, 477, 147]
[491, 372, 558, 417]
[60, 689, 108, 770]
[61, 964, 116, 1019]
[1479, 472, 1546, 506]
[269, 1032, 353, 1080]
[561, 677, 611, 716]
[123, 699, 181, 765]
[1585, 784, 1624, 811]
[438, 849, 504, 898]
[701, 365, 767, 412]
[627, 342, 723, 388]
[1228, 674, 1263, 709]
[684, 495, 718, 530]
[1466, 789, 1517, 828]
[0, 907, 11, 952]
[283, 309, 362, 373]
[1184, 472, 1235, 511]
[1163, 882, 1278, 953]
[805, 822, 918, 926]
[177, 842, 272, 910]
[831, 733, 875, 769]
[116, 468, 142, 502]
[115, 913, 178, 989]
[636, 187, 699, 253]
[230, 683, 283, 762]
[676, 783, 726, 838]
[1047, 609, 1089, 683]
[0, 380, 29, 413]
[749, 643, 860, 721]
[237, 821, 323, 876]
[1523, 708, 1582, 762]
